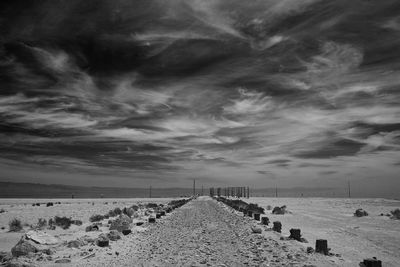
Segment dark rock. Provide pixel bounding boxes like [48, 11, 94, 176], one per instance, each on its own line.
[96, 234, 109, 247]
[272, 221, 282, 233]
[136, 222, 144, 226]
[148, 217, 156, 223]
[155, 213, 161, 219]
[261, 217, 269, 225]
[122, 229, 132, 235]
[85, 225, 99, 232]
[315, 239, 328, 255]
[55, 259, 71, 263]
[289, 229, 302, 241]
[253, 213, 260, 221]
[307, 246, 314, 253]
[361, 257, 382, 267]
[46, 203, 53, 207]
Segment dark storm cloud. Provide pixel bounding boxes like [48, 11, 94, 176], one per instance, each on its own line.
[0, 0, 400, 186]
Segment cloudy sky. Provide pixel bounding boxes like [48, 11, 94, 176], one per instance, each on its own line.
[0, 0, 399, 195]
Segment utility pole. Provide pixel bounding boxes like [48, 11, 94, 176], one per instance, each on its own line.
[149, 185, 152, 198]
[247, 186, 250, 199]
[193, 179, 196, 196]
[348, 180, 351, 198]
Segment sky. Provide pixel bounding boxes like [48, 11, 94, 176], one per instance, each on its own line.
[0, 0, 399, 196]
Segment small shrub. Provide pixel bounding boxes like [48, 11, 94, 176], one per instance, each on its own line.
[9, 218, 23, 232]
[145, 203, 158, 209]
[107, 210, 117, 217]
[272, 206, 287, 215]
[89, 214, 104, 222]
[390, 209, 400, 220]
[354, 209, 368, 217]
[32, 218, 47, 230]
[113, 207, 122, 215]
[54, 216, 72, 229]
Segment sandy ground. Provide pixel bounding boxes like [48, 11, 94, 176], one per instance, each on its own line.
[0, 198, 171, 252]
[0, 196, 397, 266]
[72, 196, 336, 267]
[248, 197, 400, 267]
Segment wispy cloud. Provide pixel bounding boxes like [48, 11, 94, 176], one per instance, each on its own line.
[0, 0, 399, 190]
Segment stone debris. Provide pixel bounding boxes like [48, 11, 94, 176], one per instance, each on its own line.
[11, 238, 38, 257]
[55, 258, 71, 263]
[109, 214, 132, 232]
[107, 230, 121, 241]
[96, 234, 109, 247]
[25, 231, 59, 245]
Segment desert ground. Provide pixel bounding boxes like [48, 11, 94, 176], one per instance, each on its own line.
[249, 197, 400, 267]
[0, 196, 398, 266]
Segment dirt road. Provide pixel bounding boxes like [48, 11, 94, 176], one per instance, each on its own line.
[78, 196, 336, 266]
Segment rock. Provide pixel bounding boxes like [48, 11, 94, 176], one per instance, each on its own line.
[307, 246, 314, 253]
[354, 209, 368, 217]
[107, 230, 121, 241]
[46, 203, 53, 207]
[67, 239, 87, 248]
[136, 222, 144, 226]
[82, 235, 96, 244]
[273, 221, 282, 233]
[85, 225, 99, 232]
[0, 251, 12, 263]
[360, 257, 382, 267]
[11, 238, 38, 257]
[148, 217, 156, 223]
[109, 214, 132, 232]
[26, 231, 59, 245]
[122, 229, 132, 235]
[251, 226, 262, 234]
[55, 259, 71, 263]
[5, 258, 38, 267]
[96, 234, 109, 247]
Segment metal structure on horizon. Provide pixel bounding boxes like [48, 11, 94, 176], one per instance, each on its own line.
[209, 187, 249, 198]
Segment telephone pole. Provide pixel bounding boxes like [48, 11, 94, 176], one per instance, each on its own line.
[348, 180, 351, 198]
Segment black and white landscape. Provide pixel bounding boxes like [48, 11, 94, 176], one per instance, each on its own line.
[0, 1, 399, 266]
